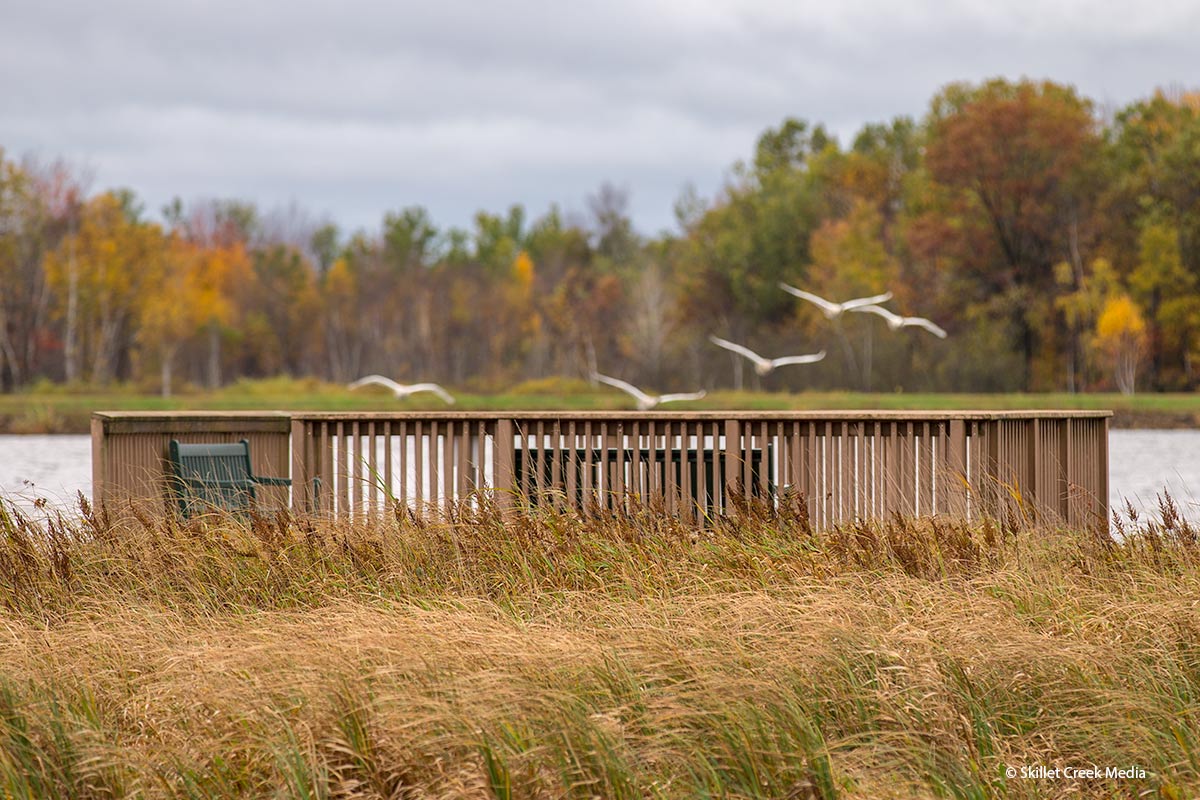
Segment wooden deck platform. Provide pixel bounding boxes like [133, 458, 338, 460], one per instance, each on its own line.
[93, 410, 1111, 528]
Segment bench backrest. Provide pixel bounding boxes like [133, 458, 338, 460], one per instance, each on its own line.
[168, 439, 257, 517]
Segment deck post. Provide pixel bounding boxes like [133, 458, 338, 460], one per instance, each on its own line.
[946, 418, 967, 517]
[724, 419, 740, 508]
[290, 417, 308, 513]
[494, 418, 515, 511]
[91, 415, 107, 511]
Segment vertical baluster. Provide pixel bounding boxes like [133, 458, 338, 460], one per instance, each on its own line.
[413, 421, 424, 512]
[382, 421, 393, 511]
[921, 421, 935, 516]
[565, 421, 578, 511]
[333, 421, 346, 517]
[583, 421, 595, 513]
[686, 422, 700, 522]
[549, 419, 563, 508]
[426, 421, 438, 516]
[366, 421, 377, 515]
[453, 421, 467, 508]
[446, 419, 457, 513]
[513, 421, 527, 500]
[614, 421, 626, 509]
[532, 420, 544, 504]
[598, 421, 609, 511]
[398, 421, 408, 511]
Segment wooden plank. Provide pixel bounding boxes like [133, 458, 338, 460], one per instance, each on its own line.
[533, 420, 545, 503]
[289, 418, 305, 512]
[583, 421, 595, 513]
[724, 419, 739, 514]
[1100, 416, 1110, 529]
[599, 421, 610, 511]
[351, 420, 363, 517]
[900, 421, 914, 516]
[919, 421, 934, 516]
[677, 422, 690, 520]
[335, 421, 349, 516]
[647, 419, 659, 505]
[550, 419, 563, 509]
[835, 420, 846, 523]
[629, 420, 643, 503]
[693, 421, 707, 521]
[397, 421, 408, 511]
[614, 421, 626, 508]
[413, 421, 425, 511]
[91, 416, 107, 510]
[366, 421, 378, 514]
[427, 421, 439, 515]
[442, 419, 453, 512]
[494, 419, 514, 511]
[318, 422, 331, 515]
[758, 420, 770, 501]
[566, 421, 578, 511]
[947, 419, 966, 518]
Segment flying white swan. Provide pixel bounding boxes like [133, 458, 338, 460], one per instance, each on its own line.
[778, 284, 894, 319]
[849, 305, 947, 338]
[709, 336, 826, 376]
[347, 375, 456, 404]
[592, 373, 706, 410]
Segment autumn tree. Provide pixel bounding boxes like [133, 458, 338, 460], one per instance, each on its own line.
[44, 191, 164, 384]
[1095, 295, 1147, 394]
[137, 235, 202, 395]
[675, 118, 834, 379]
[924, 79, 1102, 389]
[0, 155, 87, 388]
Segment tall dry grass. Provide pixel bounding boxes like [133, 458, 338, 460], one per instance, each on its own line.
[0, 493, 1197, 798]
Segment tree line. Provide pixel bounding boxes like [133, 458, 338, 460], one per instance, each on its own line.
[2, 78, 1199, 396]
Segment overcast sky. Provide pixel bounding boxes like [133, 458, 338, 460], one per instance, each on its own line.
[3, 0, 1198, 237]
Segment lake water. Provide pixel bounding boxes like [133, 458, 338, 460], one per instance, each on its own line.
[1, 431, 1197, 522]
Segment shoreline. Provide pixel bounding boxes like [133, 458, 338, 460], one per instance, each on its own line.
[1, 381, 1197, 434]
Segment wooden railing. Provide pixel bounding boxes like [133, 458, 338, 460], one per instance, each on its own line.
[91, 412, 293, 514]
[93, 410, 1111, 528]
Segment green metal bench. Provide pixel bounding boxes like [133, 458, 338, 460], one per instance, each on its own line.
[167, 438, 292, 517]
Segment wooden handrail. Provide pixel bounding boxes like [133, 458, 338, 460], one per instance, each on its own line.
[92, 410, 1111, 529]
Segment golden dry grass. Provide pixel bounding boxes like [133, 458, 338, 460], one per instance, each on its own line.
[0, 495, 1197, 798]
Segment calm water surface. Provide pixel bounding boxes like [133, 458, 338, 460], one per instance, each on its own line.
[0, 431, 1197, 520]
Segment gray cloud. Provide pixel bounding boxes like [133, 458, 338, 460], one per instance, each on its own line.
[2, 0, 1198, 236]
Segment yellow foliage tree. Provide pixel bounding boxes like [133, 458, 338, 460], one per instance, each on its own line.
[1095, 295, 1147, 395]
[136, 236, 227, 395]
[496, 250, 542, 375]
[44, 192, 165, 384]
[191, 242, 250, 387]
[807, 200, 902, 388]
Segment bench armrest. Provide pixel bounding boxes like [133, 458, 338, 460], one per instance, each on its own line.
[173, 476, 254, 490]
[252, 476, 292, 486]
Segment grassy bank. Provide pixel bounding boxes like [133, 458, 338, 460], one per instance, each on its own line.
[1, 376, 1197, 433]
[0, 496, 1197, 797]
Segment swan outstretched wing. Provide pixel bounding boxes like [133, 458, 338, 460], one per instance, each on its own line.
[841, 292, 894, 311]
[709, 336, 769, 369]
[902, 317, 948, 338]
[593, 373, 654, 407]
[404, 383, 456, 403]
[770, 350, 827, 367]
[778, 284, 840, 315]
[348, 374, 405, 394]
[849, 304, 903, 325]
[657, 390, 706, 405]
